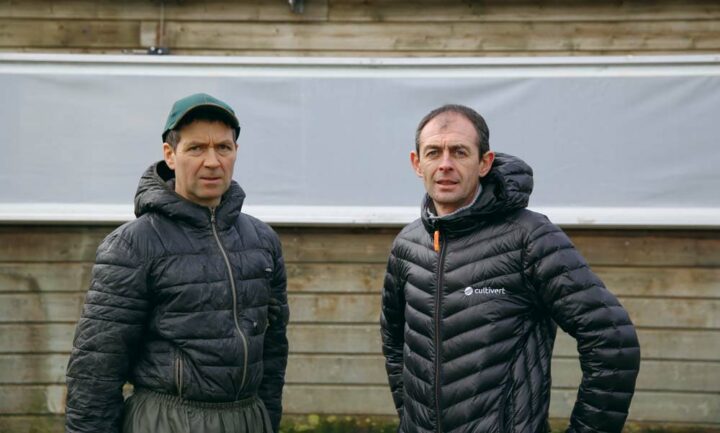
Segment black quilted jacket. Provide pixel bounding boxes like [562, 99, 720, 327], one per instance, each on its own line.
[66, 161, 289, 433]
[381, 153, 640, 433]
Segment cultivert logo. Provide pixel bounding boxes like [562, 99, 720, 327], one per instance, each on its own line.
[464, 286, 506, 296]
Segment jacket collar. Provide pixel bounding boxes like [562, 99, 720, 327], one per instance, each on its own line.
[421, 152, 533, 237]
[133, 160, 246, 229]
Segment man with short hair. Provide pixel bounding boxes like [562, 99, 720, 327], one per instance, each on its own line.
[66, 93, 289, 433]
[381, 104, 640, 433]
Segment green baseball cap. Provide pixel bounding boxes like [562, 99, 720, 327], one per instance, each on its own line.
[162, 93, 241, 142]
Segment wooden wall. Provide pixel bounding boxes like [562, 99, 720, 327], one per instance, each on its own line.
[1, 0, 719, 430]
[0, 0, 719, 56]
[0, 225, 718, 431]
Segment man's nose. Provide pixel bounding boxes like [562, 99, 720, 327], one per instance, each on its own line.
[438, 150, 454, 171]
[204, 148, 221, 167]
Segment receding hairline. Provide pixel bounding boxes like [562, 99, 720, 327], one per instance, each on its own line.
[414, 104, 490, 158]
[417, 111, 479, 146]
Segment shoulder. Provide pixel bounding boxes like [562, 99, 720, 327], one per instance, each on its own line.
[97, 214, 169, 259]
[394, 218, 426, 243]
[390, 218, 430, 257]
[238, 212, 282, 252]
[504, 208, 564, 242]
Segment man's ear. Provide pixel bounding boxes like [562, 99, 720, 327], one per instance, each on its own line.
[163, 142, 176, 170]
[410, 151, 423, 178]
[479, 151, 495, 177]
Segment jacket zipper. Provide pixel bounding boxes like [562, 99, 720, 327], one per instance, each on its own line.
[434, 229, 447, 433]
[210, 207, 249, 397]
[174, 350, 183, 397]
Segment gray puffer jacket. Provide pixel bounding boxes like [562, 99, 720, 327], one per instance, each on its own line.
[381, 153, 640, 433]
[66, 161, 289, 433]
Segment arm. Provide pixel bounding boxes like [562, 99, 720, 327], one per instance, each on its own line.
[380, 250, 406, 418]
[258, 234, 289, 433]
[524, 222, 640, 433]
[65, 233, 150, 433]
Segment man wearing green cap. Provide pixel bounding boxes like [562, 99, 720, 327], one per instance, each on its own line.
[65, 93, 289, 433]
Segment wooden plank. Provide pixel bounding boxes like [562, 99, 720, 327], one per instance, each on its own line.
[0, 324, 76, 353]
[287, 354, 386, 385]
[596, 266, 720, 299]
[0, 263, 92, 293]
[12, 46, 718, 57]
[0, 355, 68, 384]
[0, 226, 113, 262]
[287, 263, 385, 293]
[287, 354, 720, 393]
[551, 358, 720, 393]
[288, 324, 381, 354]
[0, 415, 64, 433]
[555, 329, 720, 361]
[289, 293, 380, 324]
[0, 19, 141, 48]
[2, 226, 718, 267]
[0, 293, 84, 323]
[328, 0, 720, 22]
[567, 230, 720, 267]
[0, 385, 66, 415]
[621, 298, 720, 329]
[163, 21, 720, 53]
[278, 228, 395, 264]
[0, 0, 329, 21]
[551, 389, 720, 424]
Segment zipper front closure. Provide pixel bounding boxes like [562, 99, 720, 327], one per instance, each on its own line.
[210, 208, 249, 396]
[434, 229, 447, 433]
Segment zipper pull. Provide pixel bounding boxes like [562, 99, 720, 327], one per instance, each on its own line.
[210, 207, 216, 224]
[433, 230, 440, 253]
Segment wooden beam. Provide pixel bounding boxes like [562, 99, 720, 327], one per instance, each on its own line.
[0, 263, 92, 293]
[328, 0, 720, 23]
[0, 19, 141, 48]
[161, 21, 720, 53]
[0, 0, 329, 21]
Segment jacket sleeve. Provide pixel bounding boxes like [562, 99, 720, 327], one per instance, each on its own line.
[65, 232, 150, 433]
[258, 234, 289, 433]
[380, 249, 406, 418]
[524, 222, 640, 433]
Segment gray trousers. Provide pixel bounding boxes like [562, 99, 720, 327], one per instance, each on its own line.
[123, 388, 273, 433]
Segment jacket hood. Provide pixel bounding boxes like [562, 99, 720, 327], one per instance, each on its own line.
[134, 160, 246, 229]
[421, 152, 533, 235]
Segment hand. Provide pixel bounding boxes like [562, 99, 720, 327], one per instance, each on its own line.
[268, 298, 284, 325]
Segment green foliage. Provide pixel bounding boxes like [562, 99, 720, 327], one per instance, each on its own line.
[280, 416, 720, 433]
[280, 414, 398, 433]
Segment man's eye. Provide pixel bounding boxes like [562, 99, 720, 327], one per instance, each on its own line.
[455, 149, 468, 156]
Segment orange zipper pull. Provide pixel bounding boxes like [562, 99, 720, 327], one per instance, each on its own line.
[433, 230, 440, 252]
